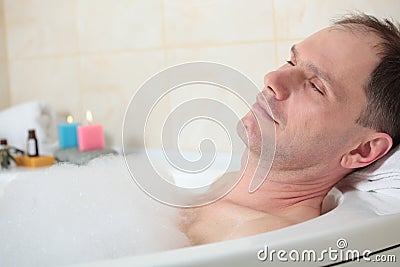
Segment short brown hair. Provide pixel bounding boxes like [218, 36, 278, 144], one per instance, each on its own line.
[334, 13, 400, 147]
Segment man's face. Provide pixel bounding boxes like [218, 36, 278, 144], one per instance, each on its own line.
[238, 26, 382, 172]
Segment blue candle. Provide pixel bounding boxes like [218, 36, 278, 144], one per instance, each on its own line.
[58, 115, 81, 149]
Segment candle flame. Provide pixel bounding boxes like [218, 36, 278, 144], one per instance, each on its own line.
[67, 115, 73, 124]
[86, 110, 93, 123]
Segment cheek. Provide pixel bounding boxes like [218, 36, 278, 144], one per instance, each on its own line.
[277, 104, 329, 143]
[291, 110, 350, 152]
[238, 111, 275, 153]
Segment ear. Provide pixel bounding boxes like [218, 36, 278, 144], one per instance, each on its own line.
[341, 132, 393, 169]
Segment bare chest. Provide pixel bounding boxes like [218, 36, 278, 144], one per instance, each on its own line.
[183, 200, 292, 245]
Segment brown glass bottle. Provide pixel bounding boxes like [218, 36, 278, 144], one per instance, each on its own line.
[27, 129, 39, 157]
[0, 139, 7, 147]
[1, 139, 10, 165]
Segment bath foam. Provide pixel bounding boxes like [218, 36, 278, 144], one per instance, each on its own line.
[0, 155, 190, 267]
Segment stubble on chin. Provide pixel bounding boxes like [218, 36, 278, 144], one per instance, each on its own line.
[237, 114, 263, 156]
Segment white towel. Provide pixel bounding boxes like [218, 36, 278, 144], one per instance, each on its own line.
[0, 101, 58, 154]
[338, 145, 400, 215]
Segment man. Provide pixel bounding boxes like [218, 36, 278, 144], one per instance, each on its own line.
[183, 13, 400, 245]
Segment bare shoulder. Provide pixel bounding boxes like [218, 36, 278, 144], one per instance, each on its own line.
[226, 211, 298, 241]
[183, 199, 298, 245]
[182, 171, 318, 245]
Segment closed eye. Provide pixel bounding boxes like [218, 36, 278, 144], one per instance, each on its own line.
[287, 59, 325, 96]
[310, 81, 324, 95]
[286, 60, 295, 66]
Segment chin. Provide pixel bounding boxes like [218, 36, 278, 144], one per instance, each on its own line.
[236, 114, 262, 155]
[236, 119, 248, 145]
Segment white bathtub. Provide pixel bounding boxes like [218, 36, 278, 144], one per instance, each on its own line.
[67, 188, 399, 267]
[1, 151, 399, 267]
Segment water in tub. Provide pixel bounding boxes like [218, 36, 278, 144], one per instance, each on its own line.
[0, 154, 194, 267]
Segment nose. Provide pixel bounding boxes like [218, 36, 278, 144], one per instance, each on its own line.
[263, 68, 303, 100]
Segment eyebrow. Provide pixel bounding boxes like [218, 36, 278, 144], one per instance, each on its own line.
[291, 45, 333, 85]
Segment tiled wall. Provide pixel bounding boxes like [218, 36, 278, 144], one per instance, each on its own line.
[1, 0, 400, 149]
[0, 0, 8, 110]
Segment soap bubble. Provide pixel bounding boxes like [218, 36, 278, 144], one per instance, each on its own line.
[0, 155, 190, 267]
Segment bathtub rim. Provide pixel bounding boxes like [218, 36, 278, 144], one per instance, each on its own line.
[68, 187, 400, 267]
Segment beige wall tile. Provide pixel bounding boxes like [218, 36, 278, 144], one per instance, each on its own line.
[123, 75, 172, 149]
[0, 60, 9, 109]
[4, 0, 78, 58]
[77, 0, 163, 52]
[165, 83, 248, 153]
[79, 50, 165, 99]
[274, 0, 400, 40]
[8, 57, 80, 115]
[0, 0, 6, 60]
[0, 0, 8, 109]
[344, 0, 400, 21]
[79, 49, 166, 146]
[164, 0, 274, 46]
[137, 88, 172, 149]
[3, 0, 400, 150]
[166, 43, 276, 152]
[81, 90, 126, 147]
[167, 42, 276, 89]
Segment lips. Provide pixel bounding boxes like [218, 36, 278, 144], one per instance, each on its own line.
[253, 93, 278, 124]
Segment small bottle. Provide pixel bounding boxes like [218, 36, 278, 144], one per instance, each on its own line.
[0, 139, 7, 149]
[27, 129, 39, 157]
[1, 139, 10, 165]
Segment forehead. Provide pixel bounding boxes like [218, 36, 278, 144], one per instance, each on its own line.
[295, 26, 381, 100]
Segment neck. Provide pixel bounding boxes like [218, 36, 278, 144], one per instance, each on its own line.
[225, 149, 345, 217]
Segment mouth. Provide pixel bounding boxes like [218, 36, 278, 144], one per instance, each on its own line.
[252, 93, 278, 124]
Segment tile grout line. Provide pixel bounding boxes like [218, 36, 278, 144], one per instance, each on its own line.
[160, 0, 168, 67]
[159, 0, 173, 147]
[73, 0, 83, 121]
[6, 38, 287, 62]
[2, 0, 11, 107]
[271, 0, 279, 69]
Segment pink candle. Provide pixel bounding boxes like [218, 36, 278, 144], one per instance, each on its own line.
[77, 111, 105, 151]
